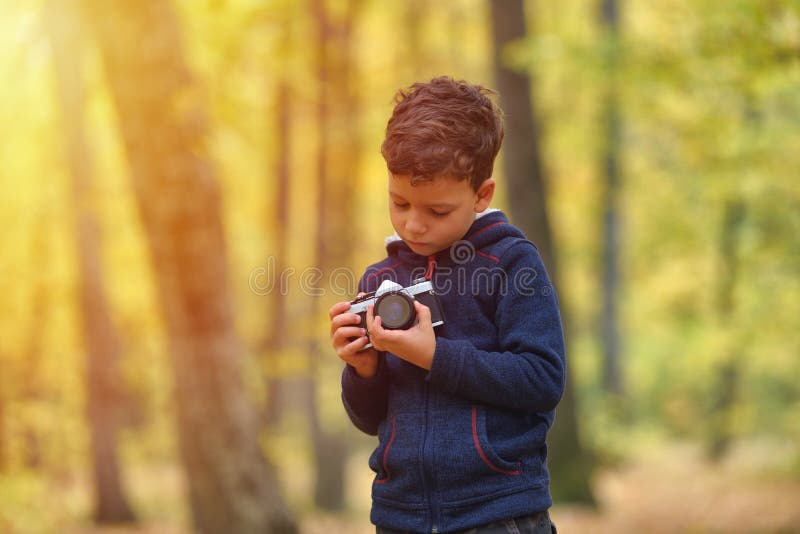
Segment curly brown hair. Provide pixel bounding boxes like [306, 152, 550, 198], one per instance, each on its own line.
[381, 76, 504, 191]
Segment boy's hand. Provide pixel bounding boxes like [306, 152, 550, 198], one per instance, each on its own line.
[366, 300, 436, 370]
[329, 297, 378, 378]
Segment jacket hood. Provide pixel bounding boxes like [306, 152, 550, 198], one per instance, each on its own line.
[385, 209, 527, 267]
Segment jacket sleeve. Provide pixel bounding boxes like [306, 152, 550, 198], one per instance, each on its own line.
[427, 242, 566, 414]
[341, 354, 388, 435]
[340, 274, 389, 435]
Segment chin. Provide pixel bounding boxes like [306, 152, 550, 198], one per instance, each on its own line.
[408, 245, 429, 255]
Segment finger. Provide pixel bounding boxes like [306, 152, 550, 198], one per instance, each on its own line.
[330, 312, 363, 337]
[332, 292, 366, 324]
[414, 300, 432, 328]
[333, 326, 367, 345]
[331, 312, 359, 329]
[369, 315, 398, 347]
[366, 304, 375, 332]
[328, 300, 352, 320]
[338, 335, 370, 360]
[349, 335, 370, 353]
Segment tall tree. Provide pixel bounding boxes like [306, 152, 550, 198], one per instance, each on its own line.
[45, 0, 136, 523]
[0, 350, 6, 471]
[20, 213, 49, 470]
[82, 1, 295, 531]
[261, 7, 294, 429]
[402, 0, 425, 76]
[489, 0, 595, 504]
[311, 0, 362, 269]
[706, 198, 746, 460]
[599, 0, 624, 396]
[309, 0, 362, 511]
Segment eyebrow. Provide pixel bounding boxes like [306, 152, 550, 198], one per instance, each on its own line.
[389, 192, 458, 209]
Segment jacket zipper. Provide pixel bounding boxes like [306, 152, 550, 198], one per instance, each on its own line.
[423, 255, 439, 533]
[422, 383, 440, 533]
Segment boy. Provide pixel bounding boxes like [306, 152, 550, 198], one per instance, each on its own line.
[328, 77, 565, 534]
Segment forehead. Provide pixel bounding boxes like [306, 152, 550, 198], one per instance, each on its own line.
[389, 173, 472, 199]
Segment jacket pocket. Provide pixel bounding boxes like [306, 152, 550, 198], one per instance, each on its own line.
[433, 404, 525, 506]
[369, 412, 426, 507]
[470, 405, 522, 475]
[372, 417, 395, 484]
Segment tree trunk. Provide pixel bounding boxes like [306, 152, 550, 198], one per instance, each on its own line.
[261, 15, 293, 429]
[21, 214, 48, 470]
[309, 0, 362, 511]
[489, 0, 596, 505]
[83, 1, 296, 531]
[599, 0, 624, 397]
[489, 0, 554, 268]
[0, 350, 6, 471]
[45, 0, 136, 523]
[401, 0, 425, 76]
[311, 0, 362, 265]
[706, 199, 746, 461]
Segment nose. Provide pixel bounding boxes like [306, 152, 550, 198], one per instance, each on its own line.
[405, 212, 426, 236]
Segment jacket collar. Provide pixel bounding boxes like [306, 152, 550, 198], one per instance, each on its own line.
[385, 209, 519, 267]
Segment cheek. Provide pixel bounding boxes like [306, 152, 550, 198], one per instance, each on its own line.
[452, 213, 475, 238]
[388, 209, 403, 229]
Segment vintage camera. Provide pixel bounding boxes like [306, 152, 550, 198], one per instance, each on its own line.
[350, 278, 445, 350]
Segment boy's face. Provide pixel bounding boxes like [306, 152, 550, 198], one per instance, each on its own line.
[388, 173, 495, 256]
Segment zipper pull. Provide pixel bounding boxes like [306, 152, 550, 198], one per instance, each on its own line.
[425, 255, 436, 280]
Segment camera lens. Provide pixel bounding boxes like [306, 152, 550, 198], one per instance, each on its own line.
[374, 292, 416, 330]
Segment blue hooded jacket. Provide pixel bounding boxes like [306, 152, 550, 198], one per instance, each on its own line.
[341, 210, 566, 533]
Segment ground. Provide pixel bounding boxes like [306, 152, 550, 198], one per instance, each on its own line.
[10, 441, 800, 534]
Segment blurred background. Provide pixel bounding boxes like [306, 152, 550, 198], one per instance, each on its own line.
[1, 0, 799, 532]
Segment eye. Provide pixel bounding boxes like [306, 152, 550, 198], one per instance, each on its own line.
[431, 210, 451, 218]
[392, 201, 409, 209]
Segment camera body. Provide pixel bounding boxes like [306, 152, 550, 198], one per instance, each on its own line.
[350, 278, 445, 350]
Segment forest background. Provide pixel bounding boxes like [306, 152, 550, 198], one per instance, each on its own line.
[1, 0, 799, 533]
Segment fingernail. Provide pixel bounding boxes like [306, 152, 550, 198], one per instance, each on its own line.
[361, 328, 366, 336]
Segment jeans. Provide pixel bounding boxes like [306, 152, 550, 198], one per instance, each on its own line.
[376, 510, 556, 534]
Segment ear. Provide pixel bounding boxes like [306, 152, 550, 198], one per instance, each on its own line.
[474, 179, 495, 212]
